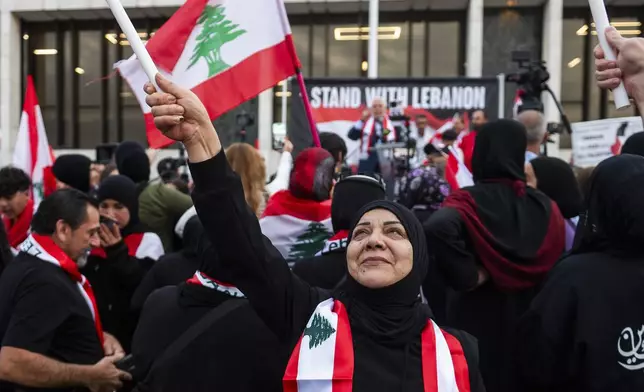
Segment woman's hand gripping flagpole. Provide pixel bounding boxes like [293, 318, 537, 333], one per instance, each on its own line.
[105, 0, 160, 91]
[588, 0, 630, 109]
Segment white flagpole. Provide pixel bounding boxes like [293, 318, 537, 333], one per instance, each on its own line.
[281, 78, 288, 125]
[587, 0, 630, 109]
[367, 0, 379, 79]
[105, 0, 160, 90]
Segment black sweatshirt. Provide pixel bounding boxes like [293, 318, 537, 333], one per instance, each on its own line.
[82, 239, 155, 352]
[516, 252, 644, 392]
[189, 152, 485, 392]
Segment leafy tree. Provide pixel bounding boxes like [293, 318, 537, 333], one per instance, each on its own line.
[288, 222, 331, 259]
[303, 313, 336, 349]
[187, 5, 247, 77]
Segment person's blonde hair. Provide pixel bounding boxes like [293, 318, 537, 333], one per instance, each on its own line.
[225, 143, 266, 216]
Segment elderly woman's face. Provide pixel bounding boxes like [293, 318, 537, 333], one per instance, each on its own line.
[346, 208, 413, 289]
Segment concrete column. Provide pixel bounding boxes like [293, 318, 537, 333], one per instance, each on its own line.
[257, 87, 280, 176]
[0, 10, 21, 166]
[541, 0, 563, 158]
[466, 0, 483, 77]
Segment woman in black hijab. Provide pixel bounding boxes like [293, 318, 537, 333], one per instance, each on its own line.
[425, 119, 565, 392]
[620, 132, 644, 156]
[188, 154, 485, 390]
[517, 154, 644, 392]
[529, 157, 584, 251]
[82, 175, 164, 351]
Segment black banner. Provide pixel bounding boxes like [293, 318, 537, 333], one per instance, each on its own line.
[289, 77, 502, 156]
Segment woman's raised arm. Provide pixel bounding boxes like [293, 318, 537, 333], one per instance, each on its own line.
[144, 75, 323, 343]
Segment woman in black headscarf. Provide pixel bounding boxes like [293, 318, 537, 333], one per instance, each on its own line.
[425, 119, 565, 392]
[620, 132, 644, 156]
[529, 157, 584, 251]
[188, 155, 485, 390]
[82, 175, 165, 351]
[517, 154, 644, 392]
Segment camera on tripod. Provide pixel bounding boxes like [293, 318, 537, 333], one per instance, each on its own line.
[506, 50, 550, 113]
[236, 111, 255, 142]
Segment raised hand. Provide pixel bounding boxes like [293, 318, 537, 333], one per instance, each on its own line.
[144, 74, 221, 162]
[594, 27, 644, 103]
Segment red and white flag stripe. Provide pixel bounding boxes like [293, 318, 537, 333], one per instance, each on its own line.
[283, 298, 471, 391]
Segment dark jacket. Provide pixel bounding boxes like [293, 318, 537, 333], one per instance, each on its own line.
[131, 284, 288, 392]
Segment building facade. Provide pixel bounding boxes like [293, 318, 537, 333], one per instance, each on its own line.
[1, 0, 643, 165]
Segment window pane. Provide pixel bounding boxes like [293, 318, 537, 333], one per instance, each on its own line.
[32, 31, 59, 146]
[78, 30, 102, 149]
[329, 24, 361, 77]
[312, 25, 326, 77]
[379, 23, 408, 77]
[107, 28, 119, 143]
[120, 42, 148, 145]
[428, 22, 460, 77]
[292, 25, 310, 76]
[410, 22, 425, 77]
[561, 18, 584, 123]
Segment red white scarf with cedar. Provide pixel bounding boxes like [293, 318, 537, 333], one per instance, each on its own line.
[3, 198, 34, 249]
[283, 298, 470, 391]
[187, 271, 245, 298]
[359, 116, 396, 160]
[19, 234, 104, 345]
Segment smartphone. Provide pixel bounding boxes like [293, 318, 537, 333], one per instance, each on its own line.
[100, 216, 117, 229]
[114, 354, 136, 373]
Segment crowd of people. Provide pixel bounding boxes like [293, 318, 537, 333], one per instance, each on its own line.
[0, 27, 642, 392]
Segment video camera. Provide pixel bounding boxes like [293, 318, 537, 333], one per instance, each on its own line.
[157, 157, 187, 182]
[236, 111, 255, 142]
[506, 51, 550, 113]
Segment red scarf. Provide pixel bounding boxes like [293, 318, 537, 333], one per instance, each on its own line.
[360, 116, 396, 155]
[20, 234, 104, 345]
[3, 198, 34, 249]
[283, 299, 470, 391]
[186, 271, 245, 298]
[443, 187, 564, 291]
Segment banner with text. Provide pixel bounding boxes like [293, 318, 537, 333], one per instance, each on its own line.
[572, 116, 644, 167]
[289, 77, 502, 164]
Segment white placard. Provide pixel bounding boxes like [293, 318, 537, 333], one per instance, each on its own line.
[572, 116, 643, 167]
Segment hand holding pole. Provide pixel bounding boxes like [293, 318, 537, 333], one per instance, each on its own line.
[588, 0, 630, 109]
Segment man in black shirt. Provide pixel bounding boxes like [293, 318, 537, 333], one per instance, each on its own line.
[0, 189, 131, 392]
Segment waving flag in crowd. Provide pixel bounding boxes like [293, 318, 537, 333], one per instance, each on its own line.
[117, 0, 301, 148]
[445, 145, 474, 190]
[12, 75, 55, 208]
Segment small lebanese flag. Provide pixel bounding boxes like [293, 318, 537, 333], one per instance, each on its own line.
[117, 0, 301, 148]
[512, 89, 524, 118]
[260, 190, 333, 262]
[13, 76, 55, 207]
[445, 146, 474, 190]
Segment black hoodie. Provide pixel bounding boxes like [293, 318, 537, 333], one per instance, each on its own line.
[516, 154, 644, 392]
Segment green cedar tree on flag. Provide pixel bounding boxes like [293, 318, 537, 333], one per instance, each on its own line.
[287, 221, 332, 259]
[116, 0, 301, 148]
[303, 313, 336, 349]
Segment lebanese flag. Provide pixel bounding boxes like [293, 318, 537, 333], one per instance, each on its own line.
[12, 75, 56, 208]
[512, 89, 524, 118]
[259, 190, 333, 262]
[445, 146, 474, 190]
[117, 0, 300, 148]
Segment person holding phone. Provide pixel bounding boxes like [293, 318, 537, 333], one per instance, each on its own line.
[82, 175, 164, 352]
